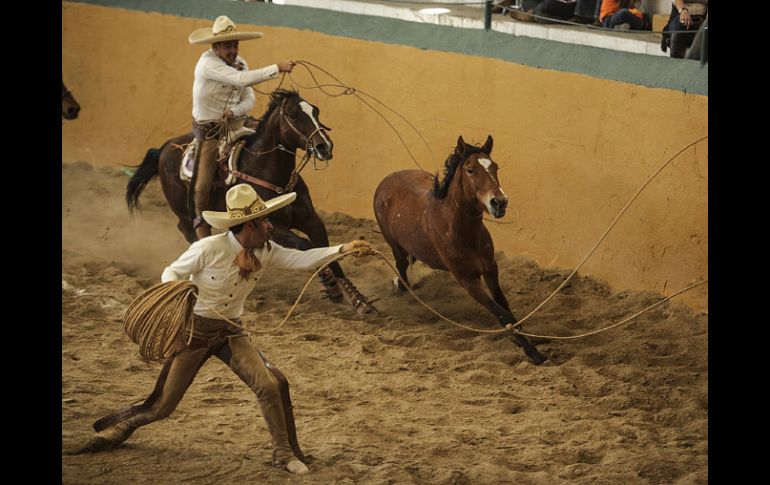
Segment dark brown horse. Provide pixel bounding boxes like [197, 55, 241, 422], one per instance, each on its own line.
[373, 135, 546, 364]
[125, 89, 373, 313]
[62, 81, 80, 120]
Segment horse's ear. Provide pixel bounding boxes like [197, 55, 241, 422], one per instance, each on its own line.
[481, 135, 493, 155]
[456, 136, 466, 153]
[320, 122, 332, 131]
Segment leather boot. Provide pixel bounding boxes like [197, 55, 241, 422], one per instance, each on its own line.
[65, 423, 135, 455]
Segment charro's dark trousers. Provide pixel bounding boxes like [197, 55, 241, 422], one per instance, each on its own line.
[95, 316, 297, 466]
[191, 122, 221, 223]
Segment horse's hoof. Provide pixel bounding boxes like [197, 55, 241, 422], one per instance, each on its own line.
[392, 276, 409, 293]
[355, 301, 378, 315]
[527, 352, 547, 366]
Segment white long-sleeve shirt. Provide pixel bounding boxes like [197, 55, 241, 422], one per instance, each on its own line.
[162, 232, 342, 319]
[192, 49, 279, 122]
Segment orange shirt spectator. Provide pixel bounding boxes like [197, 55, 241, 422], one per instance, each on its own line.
[600, 0, 643, 23]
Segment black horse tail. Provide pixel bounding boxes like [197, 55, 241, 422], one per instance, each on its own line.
[126, 146, 162, 213]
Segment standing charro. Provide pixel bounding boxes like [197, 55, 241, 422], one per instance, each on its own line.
[189, 15, 296, 239]
[68, 184, 375, 475]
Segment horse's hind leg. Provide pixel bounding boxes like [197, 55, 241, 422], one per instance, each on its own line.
[389, 242, 412, 292]
[177, 217, 197, 244]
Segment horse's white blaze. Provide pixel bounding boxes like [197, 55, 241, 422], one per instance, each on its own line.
[299, 101, 331, 148]
[478, 158, 492, 171]
[478, 158, 505, 216]
[478, 157, 507, 198]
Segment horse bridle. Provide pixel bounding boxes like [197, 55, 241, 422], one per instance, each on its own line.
[278, 98, 329, 157]
[221, 98, 329, 195]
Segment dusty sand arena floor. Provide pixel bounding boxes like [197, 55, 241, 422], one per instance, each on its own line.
[61, 162, 707, 484]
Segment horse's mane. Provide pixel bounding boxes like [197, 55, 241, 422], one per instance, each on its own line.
[243, 89, 301, 144]
[432, 143, 485, 199]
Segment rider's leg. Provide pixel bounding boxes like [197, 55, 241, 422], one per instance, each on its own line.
[193, 137, 219, 239]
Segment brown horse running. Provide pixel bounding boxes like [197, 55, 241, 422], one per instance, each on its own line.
[373, 135, 546, 364]
[62, 81, 80, 120]
[125, 89, 373, 313]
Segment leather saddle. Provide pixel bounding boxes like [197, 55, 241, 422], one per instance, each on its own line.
[180, 124, 255, 186]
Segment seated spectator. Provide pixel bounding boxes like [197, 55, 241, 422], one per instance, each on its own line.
[570, 0, 599, 24]
[600, 0, 650, 30]
[661, 0, 708, 58]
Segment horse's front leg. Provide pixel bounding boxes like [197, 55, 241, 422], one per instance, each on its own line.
[297, 210, 342, 277]
[270, 225, 314, 250]
[482, 262, 511, 311]
[456, 275, 546, 365]
[295, 202, 377, 315]
[270, 223, 344, 303]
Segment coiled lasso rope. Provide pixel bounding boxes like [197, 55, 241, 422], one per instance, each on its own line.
[124, 280, 198, 363]
[121, 249, 498, 365]
[121, 255, 360, 362]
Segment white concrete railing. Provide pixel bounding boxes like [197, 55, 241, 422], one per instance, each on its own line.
[268, 0, 667, 57]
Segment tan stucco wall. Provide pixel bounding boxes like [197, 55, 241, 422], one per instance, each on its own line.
[62, 3, 708, 310]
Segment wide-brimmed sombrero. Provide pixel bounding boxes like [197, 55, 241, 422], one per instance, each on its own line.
[203, 184, 296, 229]
[189, 15, 263, 45]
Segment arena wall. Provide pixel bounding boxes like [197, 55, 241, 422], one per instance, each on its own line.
[62, 0, 708, 311]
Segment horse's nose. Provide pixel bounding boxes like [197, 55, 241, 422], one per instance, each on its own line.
[490, 196, 507, 217]
[490, 196, 507, 211]
[66, 106, 79, 119]
[314, 139, 333, 161]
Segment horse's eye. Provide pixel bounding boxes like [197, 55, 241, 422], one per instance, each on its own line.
[466, 168, 474, 174]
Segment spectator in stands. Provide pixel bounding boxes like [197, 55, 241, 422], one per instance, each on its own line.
[661, 0, 708, 58]
[501, 0, 598, 25]
[600, 0, 650, 30]
[570, 0, 600, 24]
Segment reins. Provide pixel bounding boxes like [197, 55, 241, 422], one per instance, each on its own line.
[209, 97, 325, 195]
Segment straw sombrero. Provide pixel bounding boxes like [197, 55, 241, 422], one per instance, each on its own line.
[189, 15, 263, 45]
[203, 184, 296, 229]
